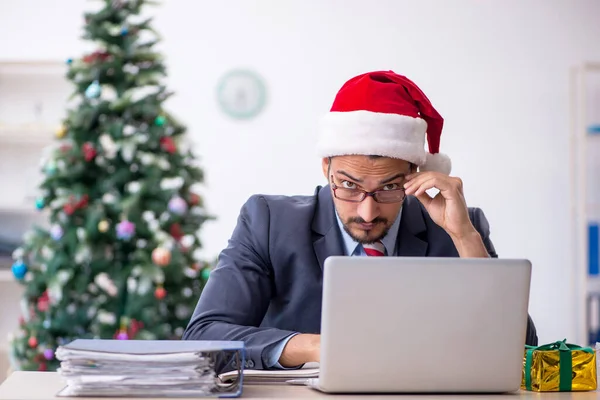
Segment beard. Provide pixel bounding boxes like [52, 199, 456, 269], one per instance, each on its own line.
[342, 216, 393, 244]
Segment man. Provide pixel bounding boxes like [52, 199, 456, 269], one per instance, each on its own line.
[183, 70, 538, 371]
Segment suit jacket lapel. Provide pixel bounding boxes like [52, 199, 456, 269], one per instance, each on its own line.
[396, 196, 429, 256]
[312, 185, 345, 270]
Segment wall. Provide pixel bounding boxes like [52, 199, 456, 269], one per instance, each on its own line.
[0, 269, 25, 382]
[1, 0, 599, 344]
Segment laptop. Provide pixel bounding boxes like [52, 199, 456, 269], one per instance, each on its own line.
[310, 256, 532, 394]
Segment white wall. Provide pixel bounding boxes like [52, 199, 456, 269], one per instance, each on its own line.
[1, 0, 600, 345]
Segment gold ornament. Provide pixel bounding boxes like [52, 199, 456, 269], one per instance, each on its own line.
[98, 220, 109, 233]
[56, 125, 67, 139]
[152, 247, 171, 266]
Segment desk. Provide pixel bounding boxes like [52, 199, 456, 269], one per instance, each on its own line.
[0, 372, 599, 400]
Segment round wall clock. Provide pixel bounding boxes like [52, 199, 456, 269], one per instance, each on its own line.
[216, 69, 267, 120]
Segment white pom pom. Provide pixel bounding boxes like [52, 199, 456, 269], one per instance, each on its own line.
[419, 152, 452, 175]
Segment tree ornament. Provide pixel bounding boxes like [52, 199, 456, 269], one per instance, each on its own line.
[82, 142, 97, 161]
[168, 196, 187, 215]
[115, 316, 130, 340]
[116, 330, 129, 340]
[37, 291, 50, 312]
[189, 192, 200, 206]
[43, 348, 54, 360]
[45, 161, 57, 175]
[28, 336, 38, 348]
[85, 80, 101, 98]
[66, 58, 73, 65]
[129, 319, 144, 338]
[49, 224, 63, 241]
[98, 220, 109, 233]
[82, 50, 111, 63]
[75, 194, 89, 211]
[154, 116, 166, 126]
[152, 247, 171, 266]
[116, 220, 135, 240]
[201, 268, 211, 281]
[55, 125, 67, 139]
[159, 137, 176, 153]
[35, 198, 45, 210]
[155, 285, 166, 300]
[11, 261, 27, 280]
[120, 26, 128, 36]
[63, 203, 76, 216]
[169, 223, 183, 241]
[38, 362, 47, 371]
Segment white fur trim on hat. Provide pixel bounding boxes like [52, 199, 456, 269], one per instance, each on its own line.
[317, 110, 428, 164]
[317, 110, 452, 174]
[419, 152, 452, 175]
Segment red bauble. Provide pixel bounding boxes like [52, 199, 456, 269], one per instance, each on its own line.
[38, 362, 47, 371]
[83, 50, 111, 64]
[37, 291, 50, 312]
[155, 287, 167, 300]
[169, 224, 183, 241]
[189, 193, 200, 206]
[76, 194, 89, 209]
[129, 319, 144, 338]
[82, 142, 97, 161]
[159, 137, 176, 154]
[28, 336, 38, 348]
[63, 203, 75, 215]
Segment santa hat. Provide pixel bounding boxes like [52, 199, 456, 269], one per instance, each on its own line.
[317, 70, 451, 174]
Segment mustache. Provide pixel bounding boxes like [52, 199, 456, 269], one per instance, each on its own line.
[347, 217, 388, 225]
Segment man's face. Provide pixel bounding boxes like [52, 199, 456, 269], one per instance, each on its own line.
[322, 155, 412, 244]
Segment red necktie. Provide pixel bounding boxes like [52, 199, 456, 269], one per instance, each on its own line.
[363, 241, 385, 256]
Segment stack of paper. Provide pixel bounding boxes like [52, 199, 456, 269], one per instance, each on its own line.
[55, 339, 245, 397]
[218, 362, 319, 385]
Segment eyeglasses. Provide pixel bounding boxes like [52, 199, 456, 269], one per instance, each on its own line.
[330, 175, 406, 203]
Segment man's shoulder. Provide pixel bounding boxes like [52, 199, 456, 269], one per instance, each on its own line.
[241, 186, 324, 217]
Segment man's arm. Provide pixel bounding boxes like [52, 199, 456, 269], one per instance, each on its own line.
[182, 195, 298, 371]
[277, 334, 320, 367]
[469, 207, 538, 346]
[467, 207, 497, 258]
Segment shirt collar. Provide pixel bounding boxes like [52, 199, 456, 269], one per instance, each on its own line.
[335, 209, 402, 256]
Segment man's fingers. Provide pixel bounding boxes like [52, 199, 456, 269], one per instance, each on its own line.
[405, 177, 442, 195]
[415, 192, 433, 208]
[405, 174, 462, 196]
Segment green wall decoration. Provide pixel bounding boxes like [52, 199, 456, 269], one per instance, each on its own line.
[216, 69, 267, 120]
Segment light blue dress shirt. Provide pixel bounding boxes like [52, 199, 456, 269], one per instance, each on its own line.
[263, 209, 402, 369]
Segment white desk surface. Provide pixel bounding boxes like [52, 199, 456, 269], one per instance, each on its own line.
[0, 372, 599, 400]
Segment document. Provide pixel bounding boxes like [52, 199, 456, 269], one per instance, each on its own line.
[55, 339, 245, 397]
[218, 362, 319, 385]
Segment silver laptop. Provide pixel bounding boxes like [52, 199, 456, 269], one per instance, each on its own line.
[312, 256, 532, 394]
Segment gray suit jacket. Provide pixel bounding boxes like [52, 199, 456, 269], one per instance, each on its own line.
[183, 185, 538, 371]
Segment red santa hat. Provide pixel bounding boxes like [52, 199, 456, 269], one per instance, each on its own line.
[317, 70, 451, 174]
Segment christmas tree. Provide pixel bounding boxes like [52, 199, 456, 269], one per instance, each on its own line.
[7, 0, 213, 372]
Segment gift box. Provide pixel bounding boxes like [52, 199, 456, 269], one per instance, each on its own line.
[521, 339, 597, 392]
